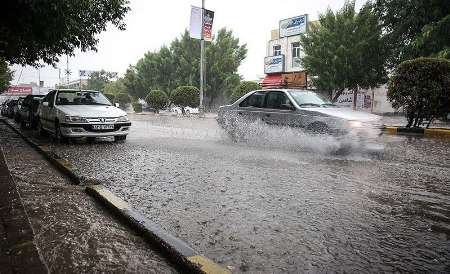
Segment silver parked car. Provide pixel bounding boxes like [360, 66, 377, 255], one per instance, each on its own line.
[217, 89, 382, 139]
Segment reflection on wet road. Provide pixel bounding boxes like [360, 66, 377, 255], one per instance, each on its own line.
[44, 114, 450, 273]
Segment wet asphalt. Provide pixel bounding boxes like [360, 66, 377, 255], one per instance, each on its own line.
[19, 114, 450, 273]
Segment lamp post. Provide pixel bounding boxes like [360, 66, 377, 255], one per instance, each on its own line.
[199, 0, 205, 117]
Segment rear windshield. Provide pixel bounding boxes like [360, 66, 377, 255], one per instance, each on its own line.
[55, 91, 111, 106]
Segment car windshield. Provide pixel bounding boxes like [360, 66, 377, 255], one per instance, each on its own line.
[55, 91, 111, 106]
[288, 90, 334, 107]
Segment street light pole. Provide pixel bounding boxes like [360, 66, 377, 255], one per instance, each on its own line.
[199, 0, 205, 116]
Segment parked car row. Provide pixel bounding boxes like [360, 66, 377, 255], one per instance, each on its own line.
[1, 89, 131, 143]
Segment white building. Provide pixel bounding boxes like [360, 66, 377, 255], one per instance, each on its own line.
[262, 15, 314, 89]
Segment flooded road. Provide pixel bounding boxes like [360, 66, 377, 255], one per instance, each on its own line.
[41, 114, 450, 273]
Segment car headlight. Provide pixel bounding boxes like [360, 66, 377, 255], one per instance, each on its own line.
[65, 115, 87, 123]
[117, 115, 129, 122]
[348, 121, 363, 128]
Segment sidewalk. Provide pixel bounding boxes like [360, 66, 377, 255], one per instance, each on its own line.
[0, 122, 177, 273]
[0, 147, 48, 274]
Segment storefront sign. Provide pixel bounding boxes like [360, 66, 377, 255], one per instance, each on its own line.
[282, 72, 306, 87]
[6, 86, 32, 94]
[279, 15, 307, 38]
[264, 55, 284, 74]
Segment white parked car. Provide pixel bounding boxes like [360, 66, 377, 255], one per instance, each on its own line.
[37, 89, 131, 142]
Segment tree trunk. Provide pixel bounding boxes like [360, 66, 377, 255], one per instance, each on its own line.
[181, 107, 185, 115]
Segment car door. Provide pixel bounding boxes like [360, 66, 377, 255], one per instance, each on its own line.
[40, 90, 56, 130]
[234, 91, 266, 123]
[262, 91, 299, 127]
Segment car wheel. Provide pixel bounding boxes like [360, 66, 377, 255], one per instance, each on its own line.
[114, 135, 127, 142]
[55, 122, 68, 144]
[306, 122, 329, 135]
[38, 120, 47, 137]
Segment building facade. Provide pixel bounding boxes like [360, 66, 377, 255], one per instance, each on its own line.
[58, 79, 88, 90]
[262, 15, 312, 89]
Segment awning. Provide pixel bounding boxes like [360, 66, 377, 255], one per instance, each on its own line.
[261, 74, 284, 89]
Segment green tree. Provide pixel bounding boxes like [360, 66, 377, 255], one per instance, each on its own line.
[170, 86, 199, 114]
[145, 90, 169, 113]
[86, 70, 117, 92]
[0, 58, 13, 92]
[134, 28, 247, 109]
[300, 1, 388, 106]
[104, 79, 126, 95]
[123, 66, 146, 99]
[136, 46, 176, 95]
[230, 81, 260, 103]
[374, 0, 450, 68]
[115, 93, 131, 109]
[205, 29, 247, 108]
[387, 57, 450, 128]
[0, 0, 129, 66]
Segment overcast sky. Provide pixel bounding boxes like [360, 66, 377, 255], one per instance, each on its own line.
[12, 0, 365, 87]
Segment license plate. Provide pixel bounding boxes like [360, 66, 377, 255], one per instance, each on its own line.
[92, 124, 114, 130]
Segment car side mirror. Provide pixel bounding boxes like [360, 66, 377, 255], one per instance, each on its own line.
[42, 102, 49, 107]
[115, 103, 120, 108]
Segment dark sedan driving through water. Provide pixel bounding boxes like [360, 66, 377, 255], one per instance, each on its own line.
[217, 89, 383, 140]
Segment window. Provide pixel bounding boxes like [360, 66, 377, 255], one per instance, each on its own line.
[265, 91, 293, 109]
[43, 90, 56, 106]
[292, 42, 300, 67]
[55, 91, 111, 106]
[273, 45, 281, 56]
[239, 91, 266, 108]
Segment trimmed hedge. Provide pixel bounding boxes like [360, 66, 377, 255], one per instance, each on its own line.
[145, 90, 169, 113]
[170, 86, 199, 108]
[132, 102, 143, 113]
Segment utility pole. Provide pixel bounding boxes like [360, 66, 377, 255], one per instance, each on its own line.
[38, 68, 41, 94]
[199, 0, 205, 116]
[66, 55, 70, 84]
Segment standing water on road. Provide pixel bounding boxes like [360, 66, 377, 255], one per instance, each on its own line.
[47, 115, 449, 273]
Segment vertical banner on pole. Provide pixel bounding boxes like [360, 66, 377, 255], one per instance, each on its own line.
[190, 6, 202, 39]
[203, 9, 214, 41]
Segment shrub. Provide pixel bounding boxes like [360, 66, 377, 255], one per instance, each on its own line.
[230, 81, 260, 103]
[170, 86, 199, 114]
[132, 102, 142, 113]
[115, 93, 131, 109]
[387, 57, 450, 128]
[104, 93, 115, 104]
[145, 90, 169, 113]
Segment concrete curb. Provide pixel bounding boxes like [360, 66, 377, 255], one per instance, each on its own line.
[383, 126, 450, 138]
[1, 118, 230, 273]
[86, 185, 230, 274]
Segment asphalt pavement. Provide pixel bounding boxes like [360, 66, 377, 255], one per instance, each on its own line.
[0, 122, 178, 273]
[8, 114, 450, 273]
